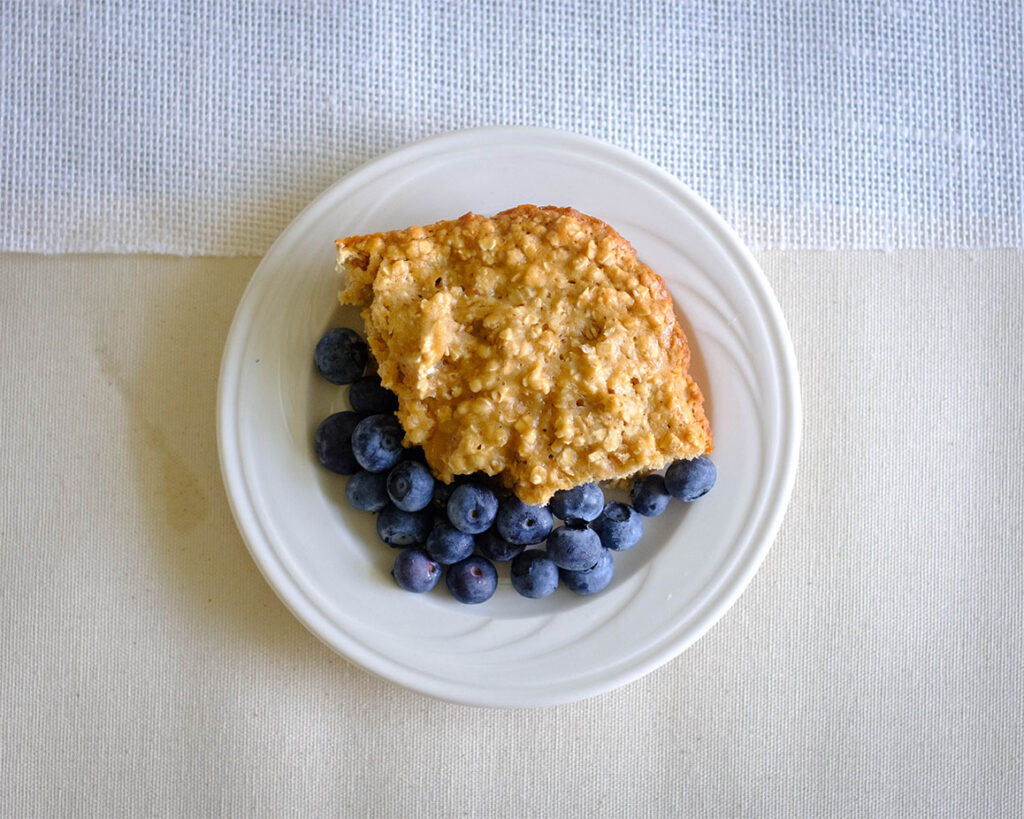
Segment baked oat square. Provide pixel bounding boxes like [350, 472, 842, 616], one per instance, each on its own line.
[336, 205, 712, 505]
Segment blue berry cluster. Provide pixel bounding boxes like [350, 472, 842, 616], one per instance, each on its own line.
[314, 327, 717, 604]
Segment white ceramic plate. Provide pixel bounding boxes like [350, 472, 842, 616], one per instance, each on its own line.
[217, 127, 800, 708]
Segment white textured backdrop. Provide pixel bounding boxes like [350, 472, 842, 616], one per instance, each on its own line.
[2, 0, 1022, 254]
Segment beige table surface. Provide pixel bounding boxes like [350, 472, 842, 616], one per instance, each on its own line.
[1, 250, 1021, 817]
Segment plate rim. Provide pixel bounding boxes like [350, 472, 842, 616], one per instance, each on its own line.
[217, 125, 802, 707]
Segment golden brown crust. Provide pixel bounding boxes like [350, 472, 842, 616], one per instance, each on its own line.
[336, 204, 712, 504]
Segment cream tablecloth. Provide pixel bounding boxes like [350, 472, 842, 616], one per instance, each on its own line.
[1, 250, 1019, 817]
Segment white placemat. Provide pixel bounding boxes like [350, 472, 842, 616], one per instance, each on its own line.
[2, 1, 1021, 255]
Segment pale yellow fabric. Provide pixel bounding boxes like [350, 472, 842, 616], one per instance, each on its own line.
[0, 252, 1020, 817]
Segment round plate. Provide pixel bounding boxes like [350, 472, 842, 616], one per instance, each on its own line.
[217, 127, 800, 707]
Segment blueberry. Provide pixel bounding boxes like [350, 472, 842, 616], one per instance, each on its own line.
[386, 461, 435, 512]
[424, 522, 475, 565]
[429, 480, 455, 517]
[446, 483, 498, 534]
[664, 456, 717, 501]
[510, 550, 559, 599]
[313, 411, 362, 475]
[545, 524, 603, 570]
[476, 529, 525, 563]
[630, 474, 671, 517]
[314, 327, 368, 385]
[445, 555, 498, 604]
[376, 505, 432, 547]
[345, 470, 389, 512]
[495, 496, 554, 545]
[391, 549, 441, 593]
[549, 483, 604, 523]
[591, 502, 642, 551]
[561, 549, 614, 595]
[351, 414, 405, 473]
[349, 375, 399, 415]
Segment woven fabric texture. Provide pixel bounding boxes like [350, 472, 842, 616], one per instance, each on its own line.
[2, 1, 1022, 254]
